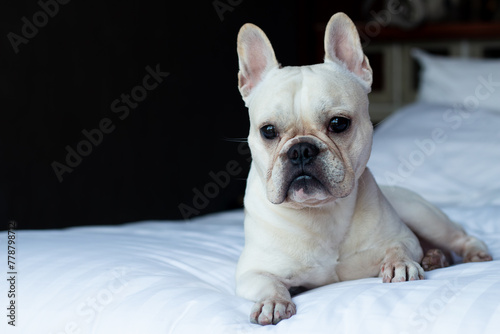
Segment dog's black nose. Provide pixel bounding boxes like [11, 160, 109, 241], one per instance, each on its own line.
[287, 142, 319, 166]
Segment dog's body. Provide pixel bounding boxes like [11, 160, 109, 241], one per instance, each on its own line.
[235, 13, 492, 325]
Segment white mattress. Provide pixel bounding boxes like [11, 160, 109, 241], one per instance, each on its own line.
[4, 102, 500, 334]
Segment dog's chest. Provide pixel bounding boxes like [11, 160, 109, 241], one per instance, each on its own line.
[302, 243, 341, 287]
[290, 222, 348, 288]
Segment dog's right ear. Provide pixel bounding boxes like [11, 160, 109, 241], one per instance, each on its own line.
[237, 24, 279, 99]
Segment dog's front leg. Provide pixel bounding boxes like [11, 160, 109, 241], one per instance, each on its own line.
[237, 271, 296, 325]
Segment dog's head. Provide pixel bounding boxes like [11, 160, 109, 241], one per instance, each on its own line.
[237, 13, 373, 208]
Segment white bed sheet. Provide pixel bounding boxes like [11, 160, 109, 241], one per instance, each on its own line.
[3, 102, 500, 334]
[369, 102, 500, 207]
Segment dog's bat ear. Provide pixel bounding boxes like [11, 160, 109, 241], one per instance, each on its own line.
[237, 23, 279, 100]
[324, 12, 372, 91]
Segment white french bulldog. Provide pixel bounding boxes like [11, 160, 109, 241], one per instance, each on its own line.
[235, 12, 492, 326]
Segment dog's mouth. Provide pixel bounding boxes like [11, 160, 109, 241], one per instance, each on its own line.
[286, 173, 331, 204]
[289, 174, 318, 188]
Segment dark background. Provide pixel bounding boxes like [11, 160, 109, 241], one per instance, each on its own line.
[1, 0, 499, 229]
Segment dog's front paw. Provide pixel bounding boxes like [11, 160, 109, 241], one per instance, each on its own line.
[250, 298, 296, 325]
[381, 260, 424, 283]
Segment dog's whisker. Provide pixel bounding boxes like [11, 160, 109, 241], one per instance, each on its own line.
[223, 138, 248, 143]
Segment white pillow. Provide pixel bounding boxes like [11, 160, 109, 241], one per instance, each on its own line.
[412, 48, 500, 112]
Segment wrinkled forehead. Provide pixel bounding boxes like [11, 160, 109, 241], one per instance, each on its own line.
[247, 63, 367, 125]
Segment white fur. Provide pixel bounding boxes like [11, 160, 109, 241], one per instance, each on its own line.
[235, 12, 492, 326]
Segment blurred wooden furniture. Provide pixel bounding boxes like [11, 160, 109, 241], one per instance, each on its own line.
[357, 23, 500, 123]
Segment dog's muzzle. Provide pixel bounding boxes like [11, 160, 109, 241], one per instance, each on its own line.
[283, 142, 331, 204]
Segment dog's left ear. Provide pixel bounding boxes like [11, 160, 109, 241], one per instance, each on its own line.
[324, 13, 372, 92]
[237, 23, 279, 100]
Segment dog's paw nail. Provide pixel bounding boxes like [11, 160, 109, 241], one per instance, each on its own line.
[391, 276, 405, 283]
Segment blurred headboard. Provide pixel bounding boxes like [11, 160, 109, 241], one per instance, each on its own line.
[358, 23, 500, 123]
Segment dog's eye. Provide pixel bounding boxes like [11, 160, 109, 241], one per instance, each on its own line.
[328, 117, 351, 133]
[260, 125, 278, 140]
